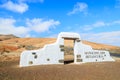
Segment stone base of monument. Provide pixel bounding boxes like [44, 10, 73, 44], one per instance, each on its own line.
[20, 32, 115, 67]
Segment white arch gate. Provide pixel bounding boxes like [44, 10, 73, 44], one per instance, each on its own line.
[20, 32, 114, 67]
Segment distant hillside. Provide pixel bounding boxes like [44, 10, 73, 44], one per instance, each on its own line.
[0, 38, 120, 53]
[0, 38, 120, 61]
[0, 34, 19, 41]
[82, 40, 120, 54]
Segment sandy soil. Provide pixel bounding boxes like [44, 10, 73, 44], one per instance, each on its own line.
[0, 57, 120, 80]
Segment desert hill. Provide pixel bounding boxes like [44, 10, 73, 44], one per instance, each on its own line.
[0, 34, 18, 41]
[0, 34, 120, 61]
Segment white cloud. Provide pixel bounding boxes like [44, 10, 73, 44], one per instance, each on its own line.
[92, 21, 105, 27]
[113, 20, 120, 24]
[0, 18, 29, 37]
[83, 21, 105, 31]
[81, 31, 120, 46]
[0, 0, 44, 13]
[83, 20, 120, 31]
[67, 2, 88, 15]
[0, 18, 60, 37]
[1, 1, 28, 13]
[26, 18, 60, 33]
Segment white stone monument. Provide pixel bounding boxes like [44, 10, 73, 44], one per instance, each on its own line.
[20, 32, 114, 67]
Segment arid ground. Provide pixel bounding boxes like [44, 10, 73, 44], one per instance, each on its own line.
[0, 57, 120, 80]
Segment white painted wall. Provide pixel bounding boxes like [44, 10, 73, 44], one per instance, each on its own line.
[20, 42, 64, 67]
[20, 32, 115, 67]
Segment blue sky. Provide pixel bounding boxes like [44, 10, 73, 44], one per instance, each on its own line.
[0, 0, 120, 46]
